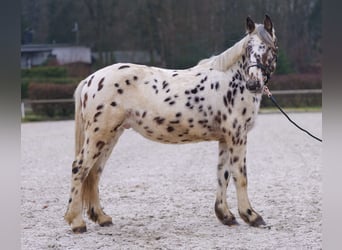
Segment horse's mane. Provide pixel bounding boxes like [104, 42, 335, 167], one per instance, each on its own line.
[197, 24, 275, 72]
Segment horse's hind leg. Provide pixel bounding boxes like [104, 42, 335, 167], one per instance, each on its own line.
[214, 140, 239, 226]
[64, 139, 101, 233]
[64, 123, 124, 233]
[83, 129, 123, 227]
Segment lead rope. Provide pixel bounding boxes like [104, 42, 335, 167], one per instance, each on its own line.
[263, 86, 322, 142]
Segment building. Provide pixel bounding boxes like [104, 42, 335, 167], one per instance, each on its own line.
[21, 44, 92, 69]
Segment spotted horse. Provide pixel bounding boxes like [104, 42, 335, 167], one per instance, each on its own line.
[64, 15, 278, 233]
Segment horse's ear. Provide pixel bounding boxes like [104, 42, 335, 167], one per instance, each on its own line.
[263, 14, 273, 35]
[246, 16, 255, 34]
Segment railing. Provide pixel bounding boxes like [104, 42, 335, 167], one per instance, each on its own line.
[21, 89, 322, 119]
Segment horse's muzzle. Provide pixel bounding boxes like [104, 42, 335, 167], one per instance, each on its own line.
[246, 79, 263, 93]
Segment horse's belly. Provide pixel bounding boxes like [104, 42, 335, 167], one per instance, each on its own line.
[129, 120, 220, 144]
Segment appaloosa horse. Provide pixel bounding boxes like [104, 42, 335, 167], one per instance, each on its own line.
[65, 15, 278, 233]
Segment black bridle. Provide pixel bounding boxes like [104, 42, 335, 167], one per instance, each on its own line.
[247, 54, 277, 85]
[245, 52, 277, 93]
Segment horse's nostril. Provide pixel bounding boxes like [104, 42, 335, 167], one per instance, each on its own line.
[246, 79, 261, 91]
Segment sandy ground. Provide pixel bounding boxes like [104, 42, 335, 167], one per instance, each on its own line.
[21, 112, 322, 250]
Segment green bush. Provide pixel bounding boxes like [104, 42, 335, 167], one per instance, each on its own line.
[21, 66, 68, 78]
[21, 79, 29, 99]
[275, 49, 294, 75]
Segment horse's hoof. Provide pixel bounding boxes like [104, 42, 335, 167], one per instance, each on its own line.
[249, 216, 266, 227]
[72, 226, 87, 233]
[99, 221, 113, 227]
[221, 216, 239, 226]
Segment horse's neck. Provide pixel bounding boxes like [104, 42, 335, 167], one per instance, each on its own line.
[205, 35, 249, 72]
[224, 55, 248, 81]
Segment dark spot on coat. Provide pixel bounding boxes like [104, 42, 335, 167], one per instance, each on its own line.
[247, 209, 252, 215]
[154, 117, 165, 125]
[233, 156, 239, 163]
[167, 126, 174, 132]
[227, 91, 232, 103]
[224, 171, 229, 180]
[98, 77, 105, 91]
[175, 112, 182, 117]
[233, 88, 237, 96]
[93, 111, 102, 122]
[83, 93, 88, 108]
[72, 167, 79, 174]
[201, 76, 208, 83]
[242, 108, 247, 115]
[117, 89, 124, 94]
[87, 75, 94, 87]
[92, 152, 101, 159]
[96, 104, 104, 110]
[162, 81, 169, 89]
[111, 102, 117, 107]
[223, 96, 228, 107]
[133, 76, 138, 81]
[94, 127, 99, 132]
[118, 65, 130, 69]
[96, 141, 105, 150]
[125, 79, 131, 85]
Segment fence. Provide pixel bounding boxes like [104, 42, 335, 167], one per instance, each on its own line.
[21, 89, 322, 119]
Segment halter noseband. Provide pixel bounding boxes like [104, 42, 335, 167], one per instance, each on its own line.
[247, 54, 277, 85]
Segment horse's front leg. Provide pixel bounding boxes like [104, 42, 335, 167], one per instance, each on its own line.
[229, 141, 266, 227]
[214, 140, 239, 226]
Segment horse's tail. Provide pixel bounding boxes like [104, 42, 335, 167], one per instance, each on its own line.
[74, 81, 97, 213]
[74, 82, 85, 157]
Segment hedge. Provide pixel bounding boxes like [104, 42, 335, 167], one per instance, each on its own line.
[267, 73, 321, 90]
[28, 83, 77, 117]
[21, 77, 81, 99]
[21, 66, 68, 78]
[261, 73, 322, 108]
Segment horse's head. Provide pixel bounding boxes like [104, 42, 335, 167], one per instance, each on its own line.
[244, 15, 278, 93]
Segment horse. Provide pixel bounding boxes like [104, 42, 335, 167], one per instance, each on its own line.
[64, 15, 278, 233]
